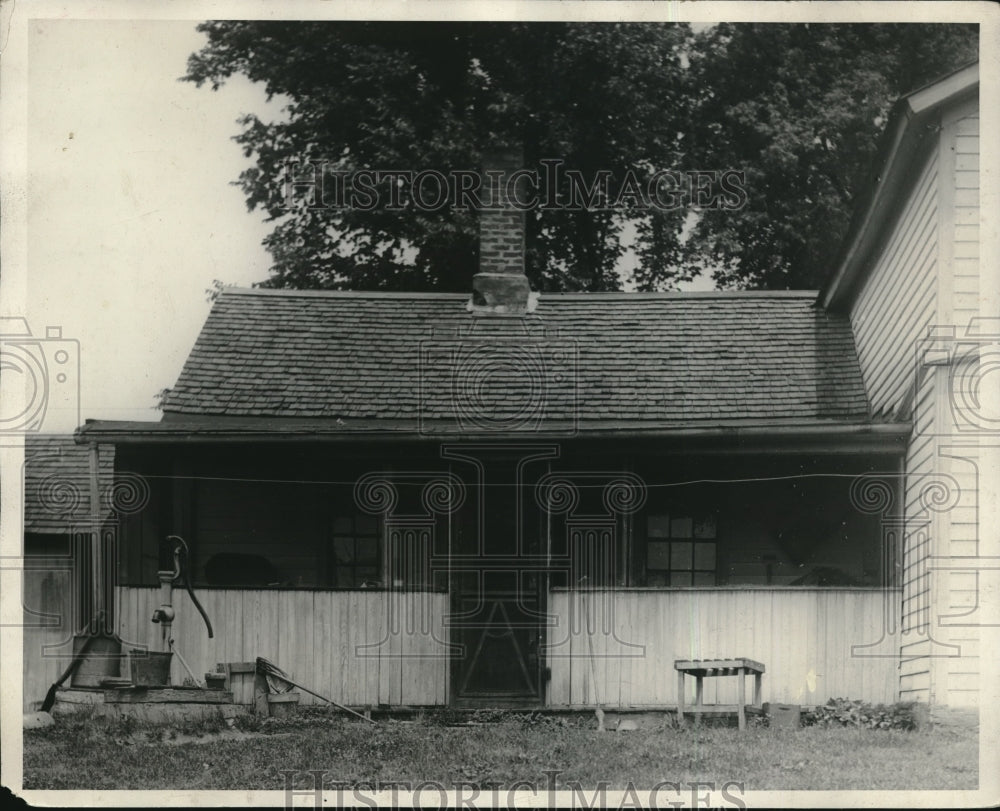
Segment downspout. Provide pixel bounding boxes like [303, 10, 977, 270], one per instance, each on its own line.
[88, 442, 103, 632]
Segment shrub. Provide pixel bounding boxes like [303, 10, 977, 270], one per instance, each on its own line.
[802, 698, 919, 730]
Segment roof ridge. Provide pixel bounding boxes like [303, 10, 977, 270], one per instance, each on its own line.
[220, 287, 819, 301]
[540, 290, 818, 299]
[220, 287, 470, 300]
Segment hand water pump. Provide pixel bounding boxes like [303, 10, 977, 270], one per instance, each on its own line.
[142, 535, 214, 686]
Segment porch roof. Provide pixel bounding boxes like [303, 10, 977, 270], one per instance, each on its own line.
[75, 416, 910, 455]
[149, 287, 875, 431]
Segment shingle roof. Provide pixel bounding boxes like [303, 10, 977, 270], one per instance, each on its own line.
[23, 435, 114, 533]
[161, 288, 871, 431]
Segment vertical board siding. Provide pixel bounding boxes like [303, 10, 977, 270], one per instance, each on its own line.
[22, 568, 75, 711]
[851, 148, 939, 417]
[116, 588, 450, 706]
[546, 589, 900, 707]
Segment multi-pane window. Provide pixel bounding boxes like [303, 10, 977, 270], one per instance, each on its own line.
[330, 515, 381, 587]
[645, 514, 717, 586]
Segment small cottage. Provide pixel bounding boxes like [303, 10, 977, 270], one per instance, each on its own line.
[55, 61, 984, 712]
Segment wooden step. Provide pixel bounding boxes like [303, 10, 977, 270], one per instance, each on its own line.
[104, 687, 234, 704]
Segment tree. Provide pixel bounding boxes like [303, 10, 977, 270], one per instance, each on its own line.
[676, 23, 978, 289]
[184, 21, 693, 293]
[185, 22, 978, 293]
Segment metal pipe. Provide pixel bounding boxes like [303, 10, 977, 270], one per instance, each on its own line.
[154, 570, 175, 652]
[88, 443, 102, 631]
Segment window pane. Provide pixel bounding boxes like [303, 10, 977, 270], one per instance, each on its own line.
[333, 517, 353, 534]
[692, 571, 715, 586]
[356, 515, 378, 535]
[333, 537, 355, 564]
[356, 567, 378, 585]
[671, 517, 693, 538]
[647, 541, 670, 569]
[694, 516, 717, 539]
[647, 571, 668, 587]
[647, 514, 670, 539]
[694, 542, 716, 570]
[672, 541, 693, 570]
[356, 537, 379, 565]
[335, 568, 354, 588]
[670, 571, 692, 587]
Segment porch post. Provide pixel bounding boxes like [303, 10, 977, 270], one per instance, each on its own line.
[88, 441, 103, 633]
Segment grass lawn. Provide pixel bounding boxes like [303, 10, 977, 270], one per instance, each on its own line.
[23, 708, 978, 793]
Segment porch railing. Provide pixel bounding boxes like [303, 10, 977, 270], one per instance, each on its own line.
[115, 587, 451, 707]
[108, 586, 901, 709]
[546, 587, 902, 707]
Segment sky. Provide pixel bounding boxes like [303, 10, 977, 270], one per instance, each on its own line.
[23, 19, 276, 430]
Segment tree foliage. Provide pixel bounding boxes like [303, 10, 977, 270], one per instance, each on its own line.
[185, 22, 977, 292]
[678, 23, 978, 289]
[184, 21, 692, 293]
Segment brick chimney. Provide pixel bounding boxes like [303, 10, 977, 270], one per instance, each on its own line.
[471, 150, 534, 314]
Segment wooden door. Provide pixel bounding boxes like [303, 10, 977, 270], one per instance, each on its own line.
[446, 448, 550, 705]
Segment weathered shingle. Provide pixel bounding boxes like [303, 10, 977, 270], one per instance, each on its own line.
[23, 435, 114, 533]
[161, 289, 871, 429]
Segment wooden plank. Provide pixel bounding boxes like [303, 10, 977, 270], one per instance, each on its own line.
[333, 590, 351, 704]
[573, 590, 589, 706]
[366, 591, 385, 707]
[618, 592, 634, 708]
[389, 592, 403, 707]
[400, 592, 420, 706]
[23, 566, 75, 710]
[289, 591, 316, 705]
[674, 659, 765, 673]
[105, 687, 233, 704]
[313, 589, 333, 709]
[550, 592, 571, 706]
[954, 114, 979, 136]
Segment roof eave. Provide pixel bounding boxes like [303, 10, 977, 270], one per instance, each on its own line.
[75, 417, 910, 453]
[818, 62, 979, 312]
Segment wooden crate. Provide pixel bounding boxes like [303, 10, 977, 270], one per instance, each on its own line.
[267, 691, 300, 718]
[221, 662, 257, 705]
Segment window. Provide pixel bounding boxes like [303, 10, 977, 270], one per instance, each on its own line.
[330, 515, 381, 587]
[645, 514, 717, 586]
[386, 522, 433, 589]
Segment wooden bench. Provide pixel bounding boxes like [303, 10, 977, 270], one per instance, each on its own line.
[674, 658, 765, 731]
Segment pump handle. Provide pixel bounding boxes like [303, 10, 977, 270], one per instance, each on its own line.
[165, 535, 214, 639]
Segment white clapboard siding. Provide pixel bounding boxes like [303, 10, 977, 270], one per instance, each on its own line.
[851, 148, 939, 417]
[934, 107, 980, 708]
[116, 588, 451, 706]
[897, 370, 936, 704]
[546, 588, 900, 708]
[950, 113, 979, 331]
